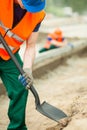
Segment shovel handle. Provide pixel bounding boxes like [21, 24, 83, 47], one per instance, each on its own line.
[0, 34, 24, 75]
[0, 33, 40, 106]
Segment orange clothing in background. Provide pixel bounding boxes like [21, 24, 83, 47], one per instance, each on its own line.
[44, 29, 64, 49]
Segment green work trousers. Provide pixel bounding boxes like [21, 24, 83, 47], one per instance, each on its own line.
[0, 52, 28, 130]
[39, 45, 58, 53]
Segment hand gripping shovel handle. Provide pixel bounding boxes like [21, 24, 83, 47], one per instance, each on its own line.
[0, 33, 40, 106]
[0, 33, 68, 122]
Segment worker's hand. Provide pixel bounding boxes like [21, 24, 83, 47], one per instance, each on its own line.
[18, 68, 33, 89]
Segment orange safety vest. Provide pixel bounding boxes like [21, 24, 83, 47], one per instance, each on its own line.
[0, 0, 45, 60]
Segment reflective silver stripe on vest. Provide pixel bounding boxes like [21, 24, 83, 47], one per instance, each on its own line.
[0, 21, 24, 42]
[0, 42, 15, 51]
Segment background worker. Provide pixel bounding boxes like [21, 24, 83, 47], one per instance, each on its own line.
[0, 0, 45, 130]
[39, 28, 68, 53]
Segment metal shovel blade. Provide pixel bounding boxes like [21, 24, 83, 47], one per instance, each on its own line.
[36, 101, 67, 122]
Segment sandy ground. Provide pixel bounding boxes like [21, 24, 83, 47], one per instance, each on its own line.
[0, 16, 87, 130]
[0, 51, 87, 130]
[40, 15, 87, 39]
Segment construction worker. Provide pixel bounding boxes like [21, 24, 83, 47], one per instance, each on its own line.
[0, 0, 45, 130]
[39, 28, 68, 53]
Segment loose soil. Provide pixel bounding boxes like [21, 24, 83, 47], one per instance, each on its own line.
[0, 51, 87, 130]
[0, 16, 87, 130]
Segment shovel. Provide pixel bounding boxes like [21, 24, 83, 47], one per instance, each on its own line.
[0, 33, 67, 122]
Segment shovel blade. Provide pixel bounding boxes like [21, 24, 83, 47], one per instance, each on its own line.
[36, 101, 67, 122]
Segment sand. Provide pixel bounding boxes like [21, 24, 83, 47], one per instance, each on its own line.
[0, 52, 87, 130]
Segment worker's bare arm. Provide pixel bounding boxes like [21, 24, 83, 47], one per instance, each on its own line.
[23, 32, 39, 70]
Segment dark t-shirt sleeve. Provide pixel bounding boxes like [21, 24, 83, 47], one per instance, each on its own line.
[13, 4, 41, 32]
[62, 38, 65, 41]
[33, 23, 41, 32]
